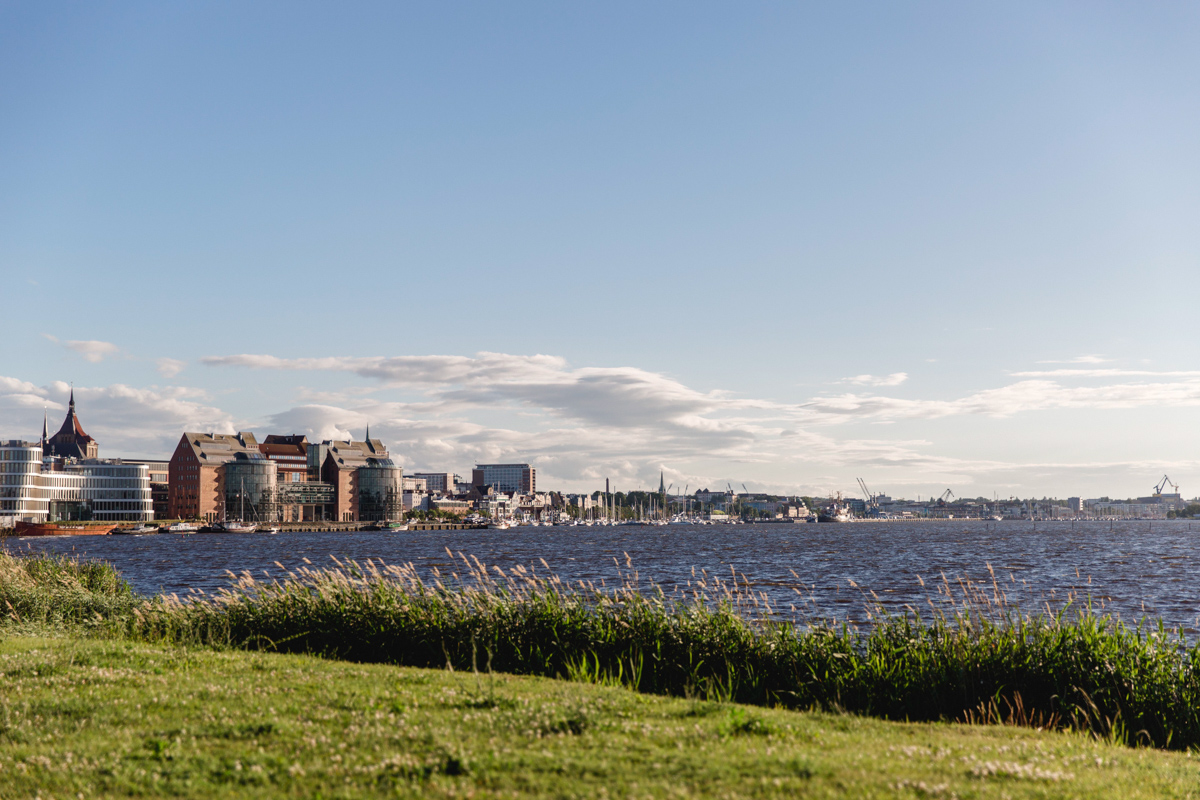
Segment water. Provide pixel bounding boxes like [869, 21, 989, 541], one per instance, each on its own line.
[8, 519, 1200, 631]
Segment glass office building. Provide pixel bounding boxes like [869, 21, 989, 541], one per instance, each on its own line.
[357, 458, 403, 522]
[222, 455, 278, 523]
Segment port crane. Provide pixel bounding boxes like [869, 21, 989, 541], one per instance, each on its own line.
[1154, 475, 1179, 497]
[936, 488, 955, 506]
[856, 478, 880, 514]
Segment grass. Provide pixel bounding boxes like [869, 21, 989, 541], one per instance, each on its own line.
[6, 548, 1200, 755]
[3, 635, 1200, 799]
[0, 548, 139, 629]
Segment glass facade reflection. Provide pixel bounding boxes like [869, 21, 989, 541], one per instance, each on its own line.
[358, 459, 403, 522]
[223, 457, 278, 523]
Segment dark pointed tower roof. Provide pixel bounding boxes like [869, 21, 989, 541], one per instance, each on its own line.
[46, 387, 98, 459]
[659, 470, 665, 494]
[56, 389, 91, 439]
[41, 410, 48, 446]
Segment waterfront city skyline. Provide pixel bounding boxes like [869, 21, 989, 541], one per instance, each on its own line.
[4, 4, 1200, 499]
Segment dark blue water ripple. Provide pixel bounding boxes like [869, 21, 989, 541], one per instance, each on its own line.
[7, 519, 1200, 631]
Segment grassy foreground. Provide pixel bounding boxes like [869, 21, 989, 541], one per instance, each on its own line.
[2, 635, 1198, 799]
[7, 547, 1200, 763]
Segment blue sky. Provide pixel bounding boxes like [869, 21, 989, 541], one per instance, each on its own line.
[3, 2, 1200, 499]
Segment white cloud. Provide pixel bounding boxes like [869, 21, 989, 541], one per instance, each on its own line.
[205, 352, 740, 430]
[1011, 369, 1200, 378]
[156, 358, 186, 378]
[42, 335, 121, 363]
[202, 353, 570, 386]
[1036, 355, 1112, 365]
[0, 377, 235, 455]
[841, 373, 908, 387]
[802, 378, 1200, 421]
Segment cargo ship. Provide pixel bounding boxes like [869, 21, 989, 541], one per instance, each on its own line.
[12, 521, 118, 537]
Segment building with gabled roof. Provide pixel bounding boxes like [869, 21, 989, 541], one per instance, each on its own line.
[318, 431, 402, 522]
[167, 431, 262, 522]
[259, 434, 310, 484]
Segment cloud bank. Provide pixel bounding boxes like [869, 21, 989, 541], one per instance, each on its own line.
[5, 349, 1200, 495]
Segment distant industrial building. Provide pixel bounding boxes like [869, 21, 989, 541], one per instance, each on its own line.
[472, 463, 535, 494]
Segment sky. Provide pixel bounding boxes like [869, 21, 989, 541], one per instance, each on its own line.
[3, 2, 1200, 500]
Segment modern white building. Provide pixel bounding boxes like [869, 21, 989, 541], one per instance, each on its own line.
[0, 440, 152, 524]
[0, 441, 49, 524]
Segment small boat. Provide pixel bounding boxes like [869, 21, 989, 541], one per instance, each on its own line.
[265, 526, 281, 534]
[114, 524, 159, 535]
[213, 521, 258, 533]
[166, 522, 199, 533]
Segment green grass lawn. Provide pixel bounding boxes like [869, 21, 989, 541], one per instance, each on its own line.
[1, 636, 1197, 798]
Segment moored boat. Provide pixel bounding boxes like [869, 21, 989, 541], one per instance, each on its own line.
[213, 521, 258, 533]
[166, 522, 200, 533]
[114, 524, 159, 535]
[13, 521, 117, 537]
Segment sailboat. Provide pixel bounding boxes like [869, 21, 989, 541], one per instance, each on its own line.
[215, 478, 258, 533]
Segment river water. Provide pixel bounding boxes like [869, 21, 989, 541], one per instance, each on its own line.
[7, 519, 1200, 631]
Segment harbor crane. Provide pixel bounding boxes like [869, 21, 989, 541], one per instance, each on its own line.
[937, 488, 955, 506]
[1154, 475, 1179, 497]
[854, 479, 883, 515]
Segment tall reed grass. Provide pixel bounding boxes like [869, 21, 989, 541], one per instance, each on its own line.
[0, 549, 138, 628]
[4, 547, 1199, 750]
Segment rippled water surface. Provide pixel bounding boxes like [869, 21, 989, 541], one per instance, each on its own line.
[9, 519, 1200, 630]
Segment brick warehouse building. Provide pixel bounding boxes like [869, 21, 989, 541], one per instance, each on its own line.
[167, 432, 261, 522]
[168, 431, 402, 524]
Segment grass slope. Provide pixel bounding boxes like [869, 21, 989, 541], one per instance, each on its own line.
[1, 636, 1197, 799]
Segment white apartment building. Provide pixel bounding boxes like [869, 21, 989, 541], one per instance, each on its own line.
[0, 440, 153, 524]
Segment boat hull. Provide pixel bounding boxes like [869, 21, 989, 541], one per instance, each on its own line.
[12, 521, 117, 537]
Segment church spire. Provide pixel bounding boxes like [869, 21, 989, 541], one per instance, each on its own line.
[659, 470, 665, 495]
[69, 385, 75, 413]
[41, 409, 48, 446]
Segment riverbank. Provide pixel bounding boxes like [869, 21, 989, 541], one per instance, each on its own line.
[6, 547, 1200, 753]
[2, 635, 1197, 799]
